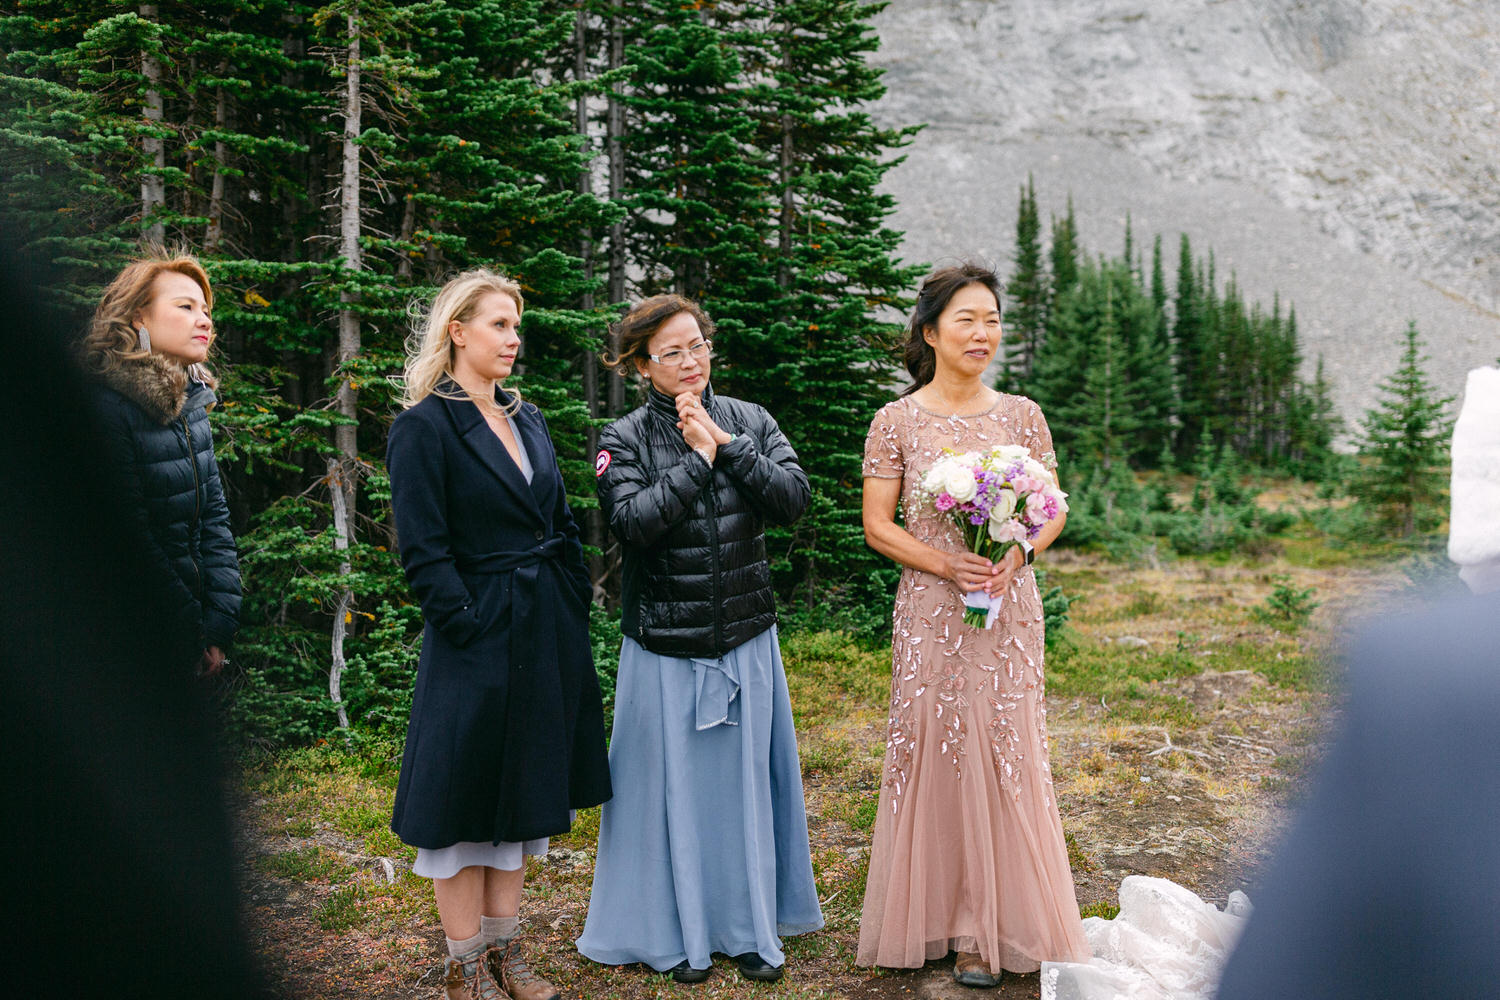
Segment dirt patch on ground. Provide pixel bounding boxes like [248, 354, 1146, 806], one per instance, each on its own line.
[239, 661, 1332, 999]
[237, 534, 1395, 997]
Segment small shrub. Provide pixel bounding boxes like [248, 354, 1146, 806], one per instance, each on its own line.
[1080, 900, 1121, 920]
[1064, 832, 1099, 873]
[315, 883, 367, 931]
[1036, 568, 1075, 651]
[851, 796, 878, 832]
[589, 602, 621, 729]
[1252, 575, 1319, 630]
[1303, 500, 1376, 547]
[1165, 504, 1267, 556]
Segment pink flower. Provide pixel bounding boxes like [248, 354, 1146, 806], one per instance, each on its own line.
[935, 493, 956, 512]
[1025, 492, 1051, 522]
[1011, 474, 1046, 496]
[988, 517, 1027, 543]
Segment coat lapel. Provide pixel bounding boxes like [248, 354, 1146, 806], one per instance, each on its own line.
[438, 389, 544, 525]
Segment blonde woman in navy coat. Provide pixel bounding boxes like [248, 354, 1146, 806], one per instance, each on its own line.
[387, 269, 611, 1000]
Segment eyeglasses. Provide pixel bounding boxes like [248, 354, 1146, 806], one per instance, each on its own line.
[647, 340, 712, 366]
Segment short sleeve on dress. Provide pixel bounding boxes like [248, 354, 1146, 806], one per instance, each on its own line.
[1021, 399, 1057, 469]
[863, 401, 904, 480]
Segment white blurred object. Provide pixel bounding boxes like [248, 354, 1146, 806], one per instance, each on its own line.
[1042, 876, 1251, 1000]
[1449, 366, 1500, 595]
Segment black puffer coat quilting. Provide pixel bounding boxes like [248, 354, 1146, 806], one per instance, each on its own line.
[596, 384, 810, 658]
[90, 356, 241, 654]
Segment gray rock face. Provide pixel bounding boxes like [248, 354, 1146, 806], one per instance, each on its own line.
[869, 0, 1500, 425]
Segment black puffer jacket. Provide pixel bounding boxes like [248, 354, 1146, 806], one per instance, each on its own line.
[597, 384, 809, 657]
[90, 356, 241, 655]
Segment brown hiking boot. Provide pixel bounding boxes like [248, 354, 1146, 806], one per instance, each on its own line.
[953, 950, 1001, 988]
[488, 939, 560, 1000]
[444, 943, 510, 1000]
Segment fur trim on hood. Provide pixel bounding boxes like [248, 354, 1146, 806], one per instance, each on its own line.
[98, 355, 201, 425]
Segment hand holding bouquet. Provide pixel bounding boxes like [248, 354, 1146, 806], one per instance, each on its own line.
[915, 444, 1069, 628]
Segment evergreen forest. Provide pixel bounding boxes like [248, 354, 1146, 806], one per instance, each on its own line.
[0, 0, 1452, 749]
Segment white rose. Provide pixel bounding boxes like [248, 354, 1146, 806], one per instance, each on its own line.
[1023, 457, 1051, 482]
[944, 465, 978, 502]
[988, 488, 1017, 522]
[922, 463, 947, 493]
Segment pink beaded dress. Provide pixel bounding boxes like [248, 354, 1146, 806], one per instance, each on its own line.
[858, 393, 1090, 975]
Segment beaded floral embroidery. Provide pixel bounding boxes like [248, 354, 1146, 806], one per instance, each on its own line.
[864, 395, 1059, 810]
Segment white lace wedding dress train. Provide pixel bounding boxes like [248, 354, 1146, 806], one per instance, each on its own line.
[1042, 876, 1252, 1000]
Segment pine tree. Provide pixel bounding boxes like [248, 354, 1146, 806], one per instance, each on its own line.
[1071, 279, 1144, 470]
[999, 174, 1044, 390]
[1172, 233, 1208, 458]
[1048, 196, 1080, 312]
[1353, 321, 1455, 536]
[738, 0, 922, 620]
[1105, 257, 1170, 464]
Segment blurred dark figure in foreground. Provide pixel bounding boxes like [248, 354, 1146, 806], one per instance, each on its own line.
[1215, 589, 1500, 1000]
[0, 255, 261, 997]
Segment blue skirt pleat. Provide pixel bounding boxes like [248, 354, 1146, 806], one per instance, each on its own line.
[576, 625, 824, 972]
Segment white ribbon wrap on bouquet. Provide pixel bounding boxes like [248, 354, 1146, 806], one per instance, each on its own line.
[961, 589, 1005, 629]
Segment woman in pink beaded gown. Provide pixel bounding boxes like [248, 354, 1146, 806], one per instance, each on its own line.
[858, 263, 1090, 988]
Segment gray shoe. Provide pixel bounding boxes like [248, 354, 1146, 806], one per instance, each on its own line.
[953, 950, 1001, 988]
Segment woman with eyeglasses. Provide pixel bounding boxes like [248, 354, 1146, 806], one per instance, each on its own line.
[576, 294, 823, 984]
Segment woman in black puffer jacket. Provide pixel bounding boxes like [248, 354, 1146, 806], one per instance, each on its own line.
[82, 252, 240, 675]
[577, 295, 824, 984]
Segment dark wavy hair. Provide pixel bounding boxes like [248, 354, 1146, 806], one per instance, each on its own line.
[899, 261, 1004, 396]
[602, 293, 717, 375]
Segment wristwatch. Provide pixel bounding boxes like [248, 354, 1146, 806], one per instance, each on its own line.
[1019, 540, 1035, 566]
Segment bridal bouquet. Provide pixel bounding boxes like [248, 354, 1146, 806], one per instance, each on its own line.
[916, 444, 1069, 629]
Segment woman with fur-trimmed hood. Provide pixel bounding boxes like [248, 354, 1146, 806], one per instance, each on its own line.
[81, 250, 240, 675]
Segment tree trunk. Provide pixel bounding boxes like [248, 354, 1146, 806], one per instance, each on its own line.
[203, 73, 228, 253]
[606, 1, 626, 419]
[140, 3, 165, 243]
[395, 189, 417, 278]
[777, 19, 794, 291]
[328, 6, 363, 731]
[327, 460, 353, 730]
[576, 4, 605, 593]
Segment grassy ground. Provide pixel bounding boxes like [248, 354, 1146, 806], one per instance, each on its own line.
[237, 504, 1425, 999]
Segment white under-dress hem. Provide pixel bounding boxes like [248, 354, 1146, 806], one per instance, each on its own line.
[413, 837, 550, 879]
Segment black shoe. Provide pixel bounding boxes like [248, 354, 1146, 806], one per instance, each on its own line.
[669, 961, 710, 984]
[733, 953, 784, 982]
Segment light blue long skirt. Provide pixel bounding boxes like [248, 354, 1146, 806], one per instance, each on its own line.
[576, 625, 824, 972]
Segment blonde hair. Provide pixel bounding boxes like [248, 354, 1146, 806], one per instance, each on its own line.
[401, 268, 525, 413]
[80, 248, 218, 388]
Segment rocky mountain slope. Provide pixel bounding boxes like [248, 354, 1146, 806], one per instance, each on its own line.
[869, 0, 1499, 425]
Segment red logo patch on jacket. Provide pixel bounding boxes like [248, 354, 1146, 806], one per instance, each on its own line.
[595, 450, 612, 477]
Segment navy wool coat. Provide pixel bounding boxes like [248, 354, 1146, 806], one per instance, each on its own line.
[386, 387, 611, 848]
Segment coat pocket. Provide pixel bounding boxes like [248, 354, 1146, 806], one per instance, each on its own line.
[469, 572, 515, 640]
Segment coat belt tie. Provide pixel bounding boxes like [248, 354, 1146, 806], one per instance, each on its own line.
[456, 535, 571, 674]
